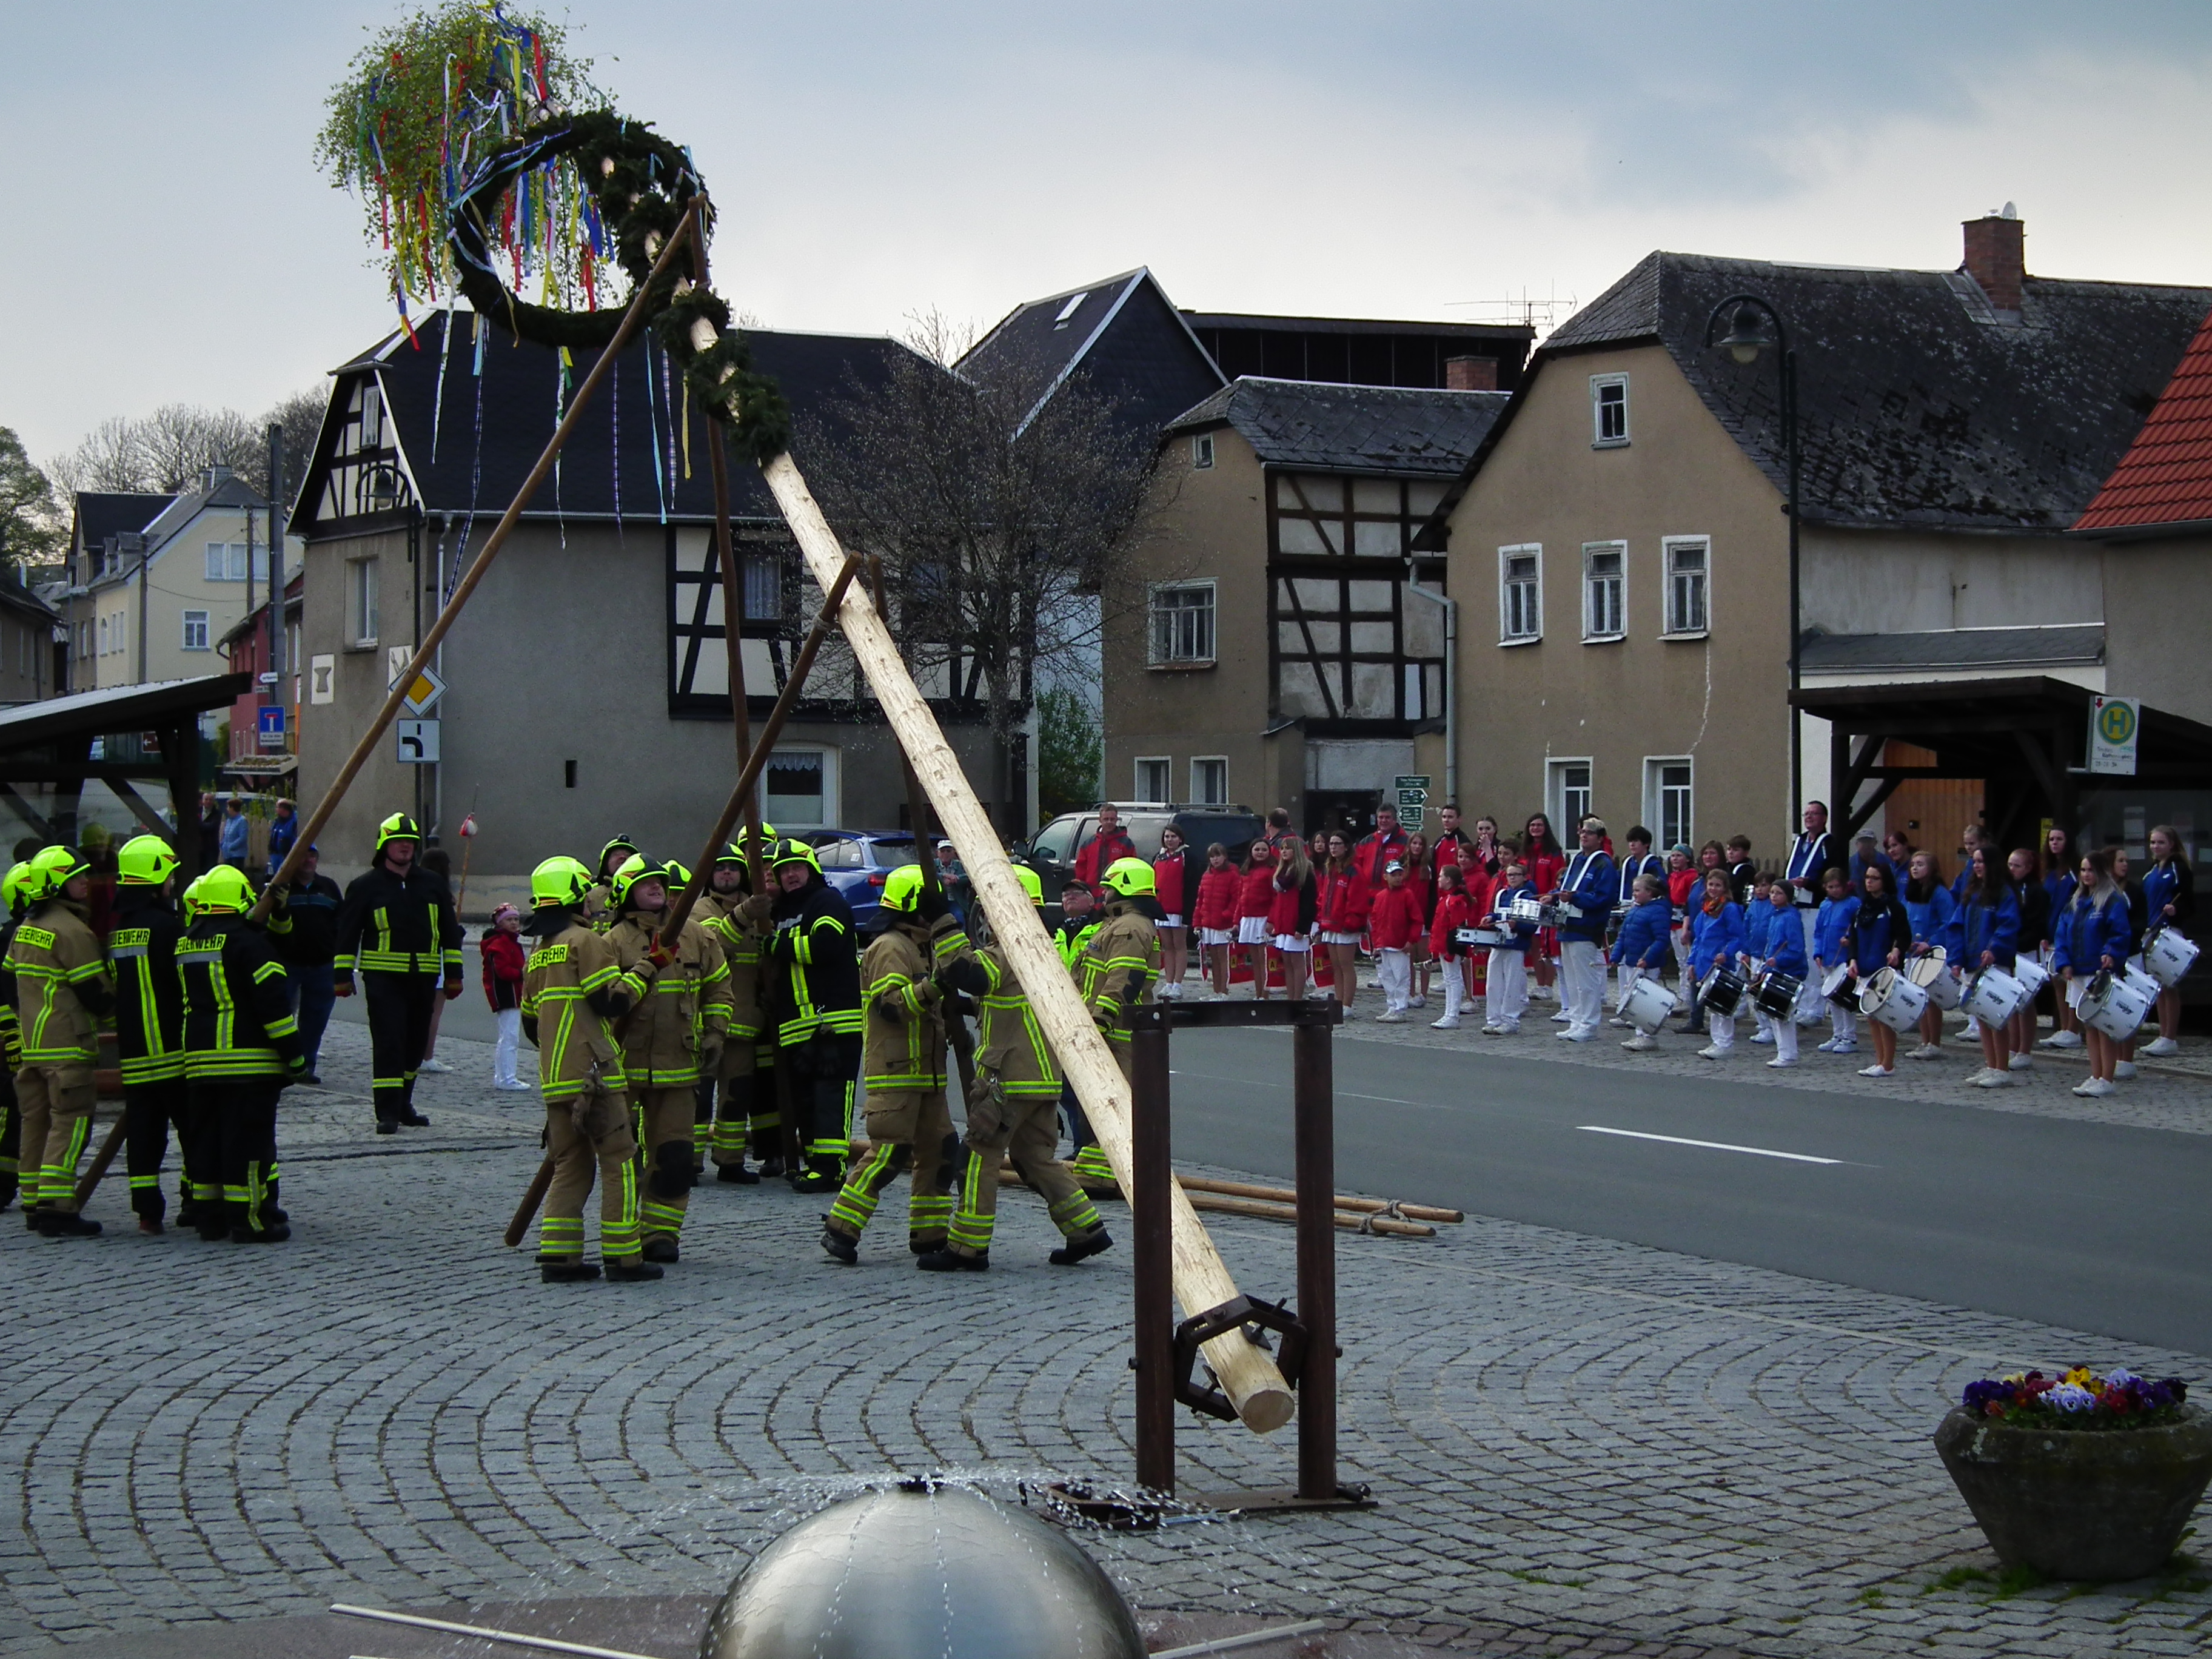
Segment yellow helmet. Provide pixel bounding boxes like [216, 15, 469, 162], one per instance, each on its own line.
[1101, 856, 1156, 899]
[192, 865, 254, 914]
[375, 811, 422, 853]
[770, 837, 820, 876]
[880, 863, 927, 914]
[610, 852, 668, 909]
[27, 844, 89, 899]
[1, 861, 31, 915]
[1011, 863, 1044, 907]
[531, 855, 594, 910]
[178, 873, 204, 919]
[598, 833, 640, 876]
[117, 834, 179, 886]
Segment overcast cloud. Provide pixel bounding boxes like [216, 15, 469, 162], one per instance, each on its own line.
[3, 1, 2208, 463]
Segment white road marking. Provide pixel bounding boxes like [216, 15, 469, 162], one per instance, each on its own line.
[1578, 1126, 1842, 1165]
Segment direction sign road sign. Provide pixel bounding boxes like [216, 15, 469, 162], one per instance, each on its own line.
[396, 719, 440, 763]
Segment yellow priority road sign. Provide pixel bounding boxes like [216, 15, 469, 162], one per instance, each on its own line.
[394, 664, 446, 716]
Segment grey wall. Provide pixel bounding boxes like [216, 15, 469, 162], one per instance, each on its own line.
[1801, 526, 2101, 634]
[2102, 533, 2212, 726]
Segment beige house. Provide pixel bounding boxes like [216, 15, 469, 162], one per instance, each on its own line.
[1423, 213, 2212, 856]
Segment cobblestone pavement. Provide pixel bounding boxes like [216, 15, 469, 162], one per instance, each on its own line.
[7, 1020, 2211, 1658]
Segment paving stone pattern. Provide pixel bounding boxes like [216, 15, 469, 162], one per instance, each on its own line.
[5, 1021, 2211, 1657]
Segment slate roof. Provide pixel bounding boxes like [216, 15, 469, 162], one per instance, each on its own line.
[1800, 623, 2103, 675]
[2074, 305, 2212, 534]
[1167, 378, 1511, 476]
[307, 311, 931, 528]
[69, 491, 173, 554]
[1536, 251, 2212, 532]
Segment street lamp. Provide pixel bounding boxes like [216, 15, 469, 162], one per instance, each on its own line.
[1704, 294, 1803, 821]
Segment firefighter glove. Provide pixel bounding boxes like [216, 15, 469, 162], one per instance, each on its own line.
[917, 884, 952, 923]
[645, 944, 674, 970]
[738, 893, 774, 922]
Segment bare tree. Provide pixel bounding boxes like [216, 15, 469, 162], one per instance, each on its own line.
[47, 387, 329, 504]
[805, 314, 1165, 830]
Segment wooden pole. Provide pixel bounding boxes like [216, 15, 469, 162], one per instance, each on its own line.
[760, 453, 1295, 1434]
[250, 204, 703, 922]
[1176, 1175, 1464, 1224]
[71, 1117, 127, 1210]
[1186, 1191, 1435, 1239]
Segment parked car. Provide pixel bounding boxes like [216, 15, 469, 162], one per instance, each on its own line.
[1017, 803, 1267, 925]
[802, 830, 922, 931]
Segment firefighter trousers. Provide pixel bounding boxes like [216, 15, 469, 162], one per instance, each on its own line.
[363, 972, 437, 1124]
[949, 1070, 1098, 1258]
[539, 1089, 641, 1262]
[190, 1078, 282, 1236]
[785, 1032, 859, 1175]
[124, 1079, 193, 1220]
[634, 1085, 696, 1244]
[1060, 1036, 1127, 1185]
[16, 1063, 95, 1213]
[828, 1086, 954, 1244]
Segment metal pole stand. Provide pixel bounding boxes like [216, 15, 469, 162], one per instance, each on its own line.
[1055, 998, 1375, 1526]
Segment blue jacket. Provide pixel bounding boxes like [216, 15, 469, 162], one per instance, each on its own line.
[1688, 902, 1746, 979]
[218, 812, 249, 863]
[1903, 885, 1955, 951]
[2043, 868, 2077, 922]
[1949, 888, 2020, 969]
[1850, 896, 1909, 976]
[2143, 860, 2193, 937]
[1813, 895, 1854, 967]
[1742, 899, 1774, 960]
[1609, 896, 1672, 970]
[1759, 905, 1809, 977]
[265, 814, 299, 879]
[1557, 850, 1617, 942]
[1487, 881, 1538, 957]
[2053, 891, 2131, 976]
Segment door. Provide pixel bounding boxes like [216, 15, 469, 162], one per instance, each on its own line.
[1880, 741, 1984, 866]
[1305, 789, 1378, 839]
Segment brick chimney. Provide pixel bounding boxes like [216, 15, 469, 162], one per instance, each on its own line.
[1444, 355, 1498, 392]
[1962, 207, 2025, 312]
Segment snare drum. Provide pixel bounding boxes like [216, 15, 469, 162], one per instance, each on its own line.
[2009, 954, 2051, 1002]
[2143, 928, 2201, 989]
[1620, 974, 1678, 1033]
[2078, 968, 2152, 1040]
[1905, 950, 1963, 1011]
[1820, 963, 1855, 1005]
[1858, 966, 1930, 1033]
[1962, 966, 2026, 1027]
[2122, 962, 2162, 1011]
[1701, 967, 1746, 1017]
[1751, 970, 1803, 1018]
[1506, 894, 1550, 928]
[1461, 927, 1509, 949]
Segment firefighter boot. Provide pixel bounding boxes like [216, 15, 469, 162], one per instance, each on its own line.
[1049, 1225, 1114, 1266]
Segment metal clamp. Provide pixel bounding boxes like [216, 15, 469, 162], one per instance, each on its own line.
[1172, 1295, 1309, 1421]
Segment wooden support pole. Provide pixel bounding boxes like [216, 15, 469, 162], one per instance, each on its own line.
[1176, 1175, 1464, 1224]
[761, 452, 1295, 1433]
[252, 204, 703, 921]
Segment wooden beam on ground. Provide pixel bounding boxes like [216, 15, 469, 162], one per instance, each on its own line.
[762, 452, 1296, 1434]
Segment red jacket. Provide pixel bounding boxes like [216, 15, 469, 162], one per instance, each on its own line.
[1315, 866, 1370, 933]
[481, 928, 528, 1011]
[1073, 824, 1137, 890]
[1153, 848, 1189, 918]
[1430, 890, 1481, 956]
[1525, 850, 1564, 895]
[1267, 870, 1318, 936]
[1193, 866, 1241, 930]
[1353, 828, 1410, 891]
[1236, 863, 1277, 920]
[1369, 883, 1425, 951]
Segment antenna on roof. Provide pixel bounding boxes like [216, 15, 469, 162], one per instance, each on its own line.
[2002, 201, 2018, 220]
[1442, 284, 1578, 338]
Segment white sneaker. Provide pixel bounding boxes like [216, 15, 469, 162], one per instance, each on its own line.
[1749, 1031, 1775, 1045]
[1962, 1019, 1982, 1040]
[1766, 1056, 1797, 1069]
[1829, 1043, 1858, 1056]
[1816, 1037, 1842, 1053]
[1698, 1044, 1729, 1060]
[1908, 1042, 1942, 1061]
[1481, 1023, 1506, 1035]
[1558, 1028, 1594, 1043]
[1622, 1034, 1657, 1051]
[1973, 1070, 2013, 1088]
[1430, 1014, 1461, 1030]
[1857, 1063, 1894, 1078]
[1550, 1011, 1574, 1024]
[2073, 1077, 2116, 1098]
[2007, 1053, 2033, 1071]
[1608, 1016, 1632, 1029]
[1496, 1022, 1521, 1035]
[2114, 1061, 2137, 1080]
[1409, 996, 1426, 1009]
[1375, 1010, 1407, 1024]
[417, 1057, 450, 1074]
[2144, 1036, 2180, 1057]
[2040, 1030, 2083, 1049]
[492, 1078, 533, 1091]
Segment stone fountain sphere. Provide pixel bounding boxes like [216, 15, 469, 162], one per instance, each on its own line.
[699, 1484, 1146, 1659]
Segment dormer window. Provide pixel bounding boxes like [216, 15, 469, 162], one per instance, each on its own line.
[1591, 374, 1629, 447]
[1053, 292, 1089, 328]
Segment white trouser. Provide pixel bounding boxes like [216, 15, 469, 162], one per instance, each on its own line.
[1560, 937, 1604, 1032]
[1793, 910, 1824, 1021]
[1378, 948, 1412, 1011]
[1486, 950, 1529, 1028]
[1830, 999, 1858, 1045]
[494, 1006, 521, 1085]
[1773, 1014, 1799, 1063]
[1706, 1008, 1735, 1050]
[1440, 957, 1466, 1017]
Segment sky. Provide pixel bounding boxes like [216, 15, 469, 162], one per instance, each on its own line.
[4, 1, 2210, 468]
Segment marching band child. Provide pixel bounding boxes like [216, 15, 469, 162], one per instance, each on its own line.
[1614, 827, 1666, 1019]
[1754, 877, 1809, 1069]
[1521, 814, 1564, 1004]
[1269, 835, 1319, 1002]
[1404, 832, 1435, 1008]
[1902, 850, 1954, 1061]
[1236, 839, 1278, 999]
[1483, 862, 1538, 1036]
[1610, 874, 1673, 1053]
[2054, 848, 2130, 1098]
[1368, 859, 1424, 1022]
[1315, 831, 1369, 1012]
[1741, 869, 1777, 1045]
[1427, 862, 1478, 1030]
[1191, 842, 1241, 1000]
[1688, 868, 1746, 1059]
[1847, 861, 1912, 1079]
[2007, 846, 2051, 1064]
[2142, 826, 2194, 1056]
[1813, 866, 1859, 1056]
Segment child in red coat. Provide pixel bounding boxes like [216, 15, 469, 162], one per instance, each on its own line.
[1427, 863, 1481, 1028]
[1367, 861, 1426, 1021]
[1236, 842, 1279, 999]
[481, 903, 530, 1090]
[1191, 843, 1242, 999]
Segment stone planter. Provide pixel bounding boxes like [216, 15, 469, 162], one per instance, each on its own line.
[1934, 1403, 2212, 1580]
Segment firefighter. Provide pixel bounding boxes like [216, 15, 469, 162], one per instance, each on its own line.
[175, 865, 304, 1242]
[0, 862, 30, 1214]
[332, 813, 462, 1133]
[1064, 856, 1164, 1204]
[820, 864, 965, 1264]
[697, 837, 779, 1182]
[520, 855, 659, 1282]
[762, 839, 863, 1193]
[110, 834, 195, 1233]
[583, 833, 642, 928]
[1051, 881, 1113, 1184]
[8, 845, 115, 1236]
[602, 853, 730, 1263]
[922, 864, 1109, 1272]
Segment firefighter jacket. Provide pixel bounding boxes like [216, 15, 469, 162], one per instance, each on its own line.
[520, 918, 631, 1103]
[603, 911, 732, 1088]
[1074, 900, 1160, 1047]
[1053, 914, 1101, 971]
[945, 940, 1061, 1098]
[765, 875, 863, 1047]
[860, 914, 966, 1093]
[176, 917, 304, 1081]
[333, 862, 463, 979]
[700, 889, 767, 1048]
[110, 889, 187, 1085]
[8, 897, 112, 1066]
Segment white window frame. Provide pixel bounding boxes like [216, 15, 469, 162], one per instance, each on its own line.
[97, 615, 108, 657]
[1191, 433, 1215, 470]
[1591, 374, 1629, 447]
[1581, 541, 1626, 642]
[1662, 535, 1711, 637]
[759, 745, 838, 831]
[1148, 579, 1216, 666]
[181, 610, 210, 652]
[1498, 543, 1543, 645]
[1134, 756, 1171, 804]
[1190, 755, 1228, 806]
[346, 557, 378, 649]
[1643, 756, 1694, 851]
[1547, 757, 1593, 837]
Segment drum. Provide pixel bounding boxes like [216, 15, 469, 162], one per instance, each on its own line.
[1857, 966, 1929, 1033]
[2143, 928, 2201, 989]
[1506, 894, 1550, 927]
[2009, 954, 2051, 1002]
[2078, 968, 2152, 1040]
[1905, 950, 1963, 1011]
[1461, 927, 1508, 949]
[2122, 962, 2162, 1010]
[1962, 967, 2027, 1027]
[1620, 974, 1678, 1033]
[1820, 963, 1855, 1005]
[1701, 967, 1746, 1017]
[1751, 970, 1803, 1018]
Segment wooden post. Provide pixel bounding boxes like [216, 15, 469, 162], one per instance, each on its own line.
[761, 453, 1295, 1433]
[1131, 1014, 1175, 1492]
[1293, 1018, 1338, 1500]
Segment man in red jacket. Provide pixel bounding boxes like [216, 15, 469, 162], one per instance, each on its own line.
[1071, 804, 1137, 891]
[1354, 804, 1411, 892]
